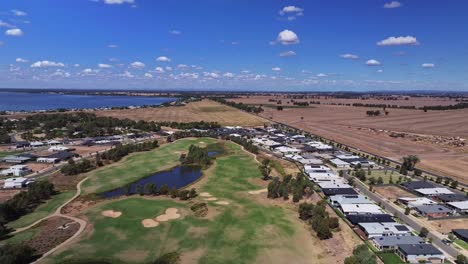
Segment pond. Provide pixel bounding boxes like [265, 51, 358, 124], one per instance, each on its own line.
[101, 165, 202, 198]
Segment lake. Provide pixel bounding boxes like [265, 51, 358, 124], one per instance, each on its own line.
[101, 165, 203, 198]
[0, 91, 176, 112]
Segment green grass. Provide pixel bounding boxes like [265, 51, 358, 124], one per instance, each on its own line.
[6, 191, 74, 229]
[81, 138, 216, 195]
[50, 140, 300, 264]
[377, 252, 405, 264]
[1, 226, 41, 245]
[0, 150, 23, 158]
[454, 239, 468, 250]
[367, 170, 407, 184]
[270, 159, 287, 177]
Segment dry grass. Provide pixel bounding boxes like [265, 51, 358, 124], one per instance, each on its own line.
[95, 99, 268, 126]
[374, 186, 417, 201]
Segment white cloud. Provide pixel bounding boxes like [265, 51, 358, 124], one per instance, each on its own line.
[340, 53, 359, 59]
[277, 30, 299, 45]
[272, 67, 281, 71]
[74, 64, 80, 67]
[31, 60, 65, 68]
[0, 21, 14, 28]
[98, 63, 112, 68]
[279, 51, 296, 57]
[155, 67, 165, 73]
[169, 30, 181, 35]
[130, 61, 145, 69]
[52, 70, 71, 78]
[177, 64, 188, 69]
[377, 36, 419, 46]
[82, 68, 94, 74]
[103, 0, 134, 4]
[165, 66, 173, 71]
[383, 1, 402, 9]
[11, 10, 27, 16]
[5, 28, 23, 36]
[204, 72, 219, 78]
[377, 69, 384, 73]
[279, 6, 304, 20]
[120, 71, 134, 78]
[144, 73, 153, 78]
[317, 73, 327, 77]
[223, 72, 234, 78]
[16, 58, 28, 63]
[422, 63, 435, 68]
[156, 56, 171, 62]
[108, 44, 118, 48]
[366, 59, 381, 66]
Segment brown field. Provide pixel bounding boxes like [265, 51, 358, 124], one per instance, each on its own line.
[231, 96, 468, 184]
[425, 218, 468, 234]
[95, 99, 268, 127]
[374, 186, 417, 201]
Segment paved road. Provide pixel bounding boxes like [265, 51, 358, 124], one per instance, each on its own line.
[346, 175, 464, 259]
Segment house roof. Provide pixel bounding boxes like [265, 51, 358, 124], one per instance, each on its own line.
[346, 214, 394, 225]
[453, 229, 468, 241]
[329, 195, 373, 205]
[401, 181, 435, 190]
[373, 236, 424, 247]
[330, 158, 350, 166]
[435, 194, 467, 202]
[414, 204, 452, 214]
[341, 204, 384, 214]
[398, 244, 442, 256]
[397, 197, 437, 207]
[415, 188, 454, 196]
[317, 181, 351, 189]
[358, 222, 412, 235]
[45, 151, 77, 160]
[447, 201, 468, 210]
[322, 188, 358, 196]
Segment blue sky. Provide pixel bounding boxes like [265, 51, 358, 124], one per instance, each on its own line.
[0, 0, 467, 91]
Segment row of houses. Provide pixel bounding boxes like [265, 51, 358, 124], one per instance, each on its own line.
[1, 151, 78, 164]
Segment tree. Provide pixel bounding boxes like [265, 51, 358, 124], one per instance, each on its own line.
[419, 227, 429, 238]
[315, 220, 332, 240]
[153, 251, 180, 264]
[0, 244, 36, 264]
[136, 184, 144, 196]
[344, 256, 360, 264]
[456, 254, 467, 264]
[329, 217, 339, 229]
[405, 207, 411, 215]
[298, 203, 315, 220]
[189, 188, 197, 198]
[451, 180, 459, 189]
[377, 176, 384, 185]
[159, 184, 169, 195]
[351, 244, 377, 264]
[444, 178, 452, 186]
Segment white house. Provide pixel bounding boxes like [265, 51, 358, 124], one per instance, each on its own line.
[48, 145, 71, 152]
[414, 188, 454, 196]
[396, 244, 445, 264]
[340, 204, 385, 215]
[37, 157, 59, 163]
[447, 201, 468, 213]
[358, 222, 413, 238]
[30, 141, 45, 148]
[0, 165, 32, 177]
[3, 177, 32, 189]
[397, 197, 438, 208]
[329, 158, 350, 168]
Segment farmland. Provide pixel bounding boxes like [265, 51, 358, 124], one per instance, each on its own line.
[95, 99, 268, 127]
[230, 96, 468, 184]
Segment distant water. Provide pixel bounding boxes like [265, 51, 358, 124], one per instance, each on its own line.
[101, 165, 203, 198]
[0, 92, 176, 112]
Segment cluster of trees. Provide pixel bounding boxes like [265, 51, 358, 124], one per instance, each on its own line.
[344, 244, 377, 264]
[153, 251, 181, 264]
[353, 103, 416, 110]
[169, 130, 218, 141]
[101, 140, 159, 162]
[228, 136, 259, 154]
[157, 121, 220, 130]
[292, 101, 310, 107]
[131, 182, 197, 201]
[298, 200, 339, 240]
[210, 98, 264, 113]
[180, 145, 211, 167]
[267, 173, 314, 202]
[400, 155, 419, 175]
[365, 110, 381, 116]
[259, 159, 272, 180]
[421, 103, 468, 111]
[0, 181, 55, 225]
[0, 244, 36, 264]
[434, 176, 459, 189]
[61, 159, 94, 176]
[0, 129, 10, 144]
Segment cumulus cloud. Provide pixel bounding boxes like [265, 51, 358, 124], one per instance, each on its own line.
[30, 60, 65, 68]
[223, 72, 234, 78]
[103, 0, 134, 4]
[317, 73, 327, 77]
[279, 51, 296, 57]
[422, 63, 435, 68]
[377, 69, 384, 73]
[120, 71, 134, 78]
[177, 64, 188, 69]
[340, 53, 359, 59]
[52, 70, 71, 78]
[5, 28, 23, 36]
[277, 30, 299, 45]
[144, 73, 153, 78]
[377, 36, 419, 46]
[11, 9, 27, 16]
[383, 1, 402, 9]
[156, 56, 171, 62]
[272, 67, 281, 71]
[108, 44, 118, 48]
[169, 30, 181, 35]
[98, 63, 112, 68]
[130, 61, 145, 68]
[16, 58, 28, 63]
[155, 67, 165, 73]
[366, 59, 381, 66]
[204, 72, 219, 78]
[0, 21, 14, 28]
[279, 6, 304, 20]
[82, 68, 94, 74]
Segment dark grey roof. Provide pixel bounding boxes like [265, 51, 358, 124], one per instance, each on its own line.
[346, 214, 394, 225]
[322, 188, 358, 196]
[46, 151, 78, 160]
[373, 236, 424, 247]
[435, 194, 467, 202]
[401, 181, 435, 190]
[453, 229, 468, 242]
[398, 244, 442, 256]
[415, 204, 452, 214]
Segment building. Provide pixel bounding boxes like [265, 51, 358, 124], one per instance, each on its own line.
[322, 188, 358, 196]
[372, 236, 424, 251]
[3, 177, 32, 189]
[1, 155, 32, 164]
[446, 201, 468, 214]
[397, 197, 437, 208]
[452, 229, 468, 242]
[317, 181, 352, 189]
[358, 222, 412, 238]
[48, 145, 72, 152]
[401, 181, 434, 190]
[413, 205, 452, 218]
[434, 194, 467, 203]
[37, 151, 78, 163]
[329, 195, 373, 207]
[306, 141, 333, 151]
[329, 158, 350, 168]
[273, 146, 301, 155]
[30, 141, 45, 148]
[346, 214, 394, 226]
[0, 165, 32, 177]
[414, 188, 454, 196]
[340, 204, 385, 215]
[396, 244, 445, 264]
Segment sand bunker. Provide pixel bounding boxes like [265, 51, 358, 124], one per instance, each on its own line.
[156, 208, 181, 222]
[215, 201, 230, 205]
[101, 210, 122, 218]
[141, 219, 159, 228]
[199, 192, 212, 197]
[204, 197, 218, 201]
[248, 188, 267, 195]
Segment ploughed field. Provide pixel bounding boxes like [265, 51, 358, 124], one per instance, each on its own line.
[231, 96, 468, 184]
[95, 99, 268, 127]
[41, 138, 359, 264]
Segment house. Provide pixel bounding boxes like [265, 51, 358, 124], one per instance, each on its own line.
[350, 160, 375, 168]
[307, 172, 339, 182]
[273, 146, 301, 155]
[304, 165, 331, 173]
[329, 158, 350, 168]
[1, 155, 32, 164]
[322, 188, 358, 196]
[306, 141, 333, 151]
[372, 236, 424, 251]
[358, 222, 412, 238]
[37, 157, 59, 163]
[414, 188, 454, 196]
[452, 229, 468, 242]
[13, 141, 31, 149]
[30, 141, 45, 148]
[0, 165, 32, 177]
[46, 140, 62, 145]
[3, 177, 33, 189]
[446, 201, 468, 214]
[317, 181, 352, 189]
[45, 151, 78, 162]
[413, 204, 452, 218]
[397, 197, 437, 208]
[401, 181, 434, 191]
[346, 214, 394, 226]
[434, 194, 467, 203]
[329, 195, 373, 207]
[396, 244, 445, 264]
[48, 145, 72, 152]
[340, 204, 385, 215]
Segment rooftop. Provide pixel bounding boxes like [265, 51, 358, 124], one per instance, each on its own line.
[373, 236, 424, 247]
[340, 204, 384, 214]
[414, 204, 452, 214]
[415, 188, 454, 195]
[447, 201, 468, 210]
[398, 244, 443, 256]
